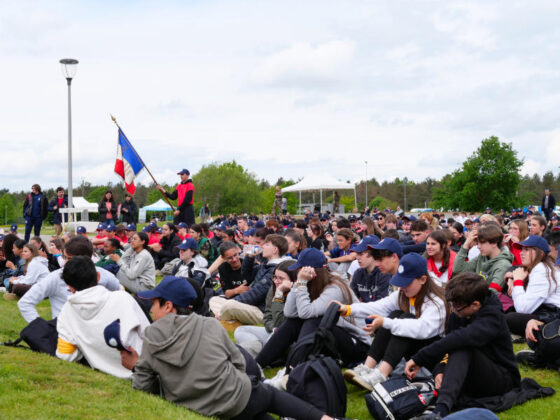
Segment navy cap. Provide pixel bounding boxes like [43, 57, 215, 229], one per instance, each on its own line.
[552, 216, 558, 221]
[97, 223, 107, 231]
[125, 223, 137, 231]
[157, 228, 162, 234]
[0, 234, 4, 241]
[255, 220, 265, 228]
[486, 207, 491, 211]
[473, 218, 481, 223]
[138, 276, 198, 308]
[76, 226, 87, 234]
[390, 253, 428, 288]
[402, 215, 417, 221]
[106, 225, 117, 232]
[149, 222, 158, 229]
[243, 228, 256, 237]
[368, 238, 403, 258]
[177, 222, 189, 229]
[177, 238, 198, 250]
[350, 235, 380, 253]
[518, 235, 550, 253]
[348, 215, 357, 222]
[216, 222, 230, 231]
[142, 226, 151, 233]
[288, 248, 326, 270]
[177, 169, 190, 175]
[103, 319, 128, 352]
[10, 224, 17, 232]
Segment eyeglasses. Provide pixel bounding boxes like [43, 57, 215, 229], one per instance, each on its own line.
[450, 302, 469, 312]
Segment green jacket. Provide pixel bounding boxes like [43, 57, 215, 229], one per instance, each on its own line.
[453, 246, 513, 294]
[263, 286, 286, 333]
[95, 249, 122, 268]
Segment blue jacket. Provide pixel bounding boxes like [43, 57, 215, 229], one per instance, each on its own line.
[48, 196, 69, 224]
[23, 193, 48, 220]
[350, 267, 391, 303]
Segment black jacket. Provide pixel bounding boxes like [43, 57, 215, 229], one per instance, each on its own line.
[412, 293, 521, 386]
[120, 200, 138, 224]
[98, 200, 117, 222]
[23, 193, 48, 220]
[542, 194, 556, 211]
[48, 196, 68, 224]
[350, 267, 391, 302]
[158, 234, 181, 260]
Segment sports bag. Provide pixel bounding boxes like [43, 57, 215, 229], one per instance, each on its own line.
[2, 317, 58, 356]
[528, 318, 560, 368]
[285, 302, 341, 371]
[365, 376, 437, 420]
[287, 355, 347, 417]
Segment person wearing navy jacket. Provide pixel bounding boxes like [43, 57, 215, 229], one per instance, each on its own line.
[23, 184, 49, 242]
[158, 169, 195, 226]
[48, 187, 68, 237]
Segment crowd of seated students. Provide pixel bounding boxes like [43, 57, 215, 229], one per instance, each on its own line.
[2, 202, 560, 419]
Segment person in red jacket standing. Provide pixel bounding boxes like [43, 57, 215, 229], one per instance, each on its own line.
[157, 169, 195, 227]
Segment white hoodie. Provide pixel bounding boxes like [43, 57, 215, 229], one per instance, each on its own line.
[56, 285, 150, 379]
[12, 256, 49, 285]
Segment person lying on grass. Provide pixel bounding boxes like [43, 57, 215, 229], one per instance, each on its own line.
[120, 276, 337, 420]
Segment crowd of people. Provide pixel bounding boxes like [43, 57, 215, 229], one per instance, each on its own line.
[0, 183, 559, 419]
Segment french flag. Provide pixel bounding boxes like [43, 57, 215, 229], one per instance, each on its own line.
[114, 128, 145, 195]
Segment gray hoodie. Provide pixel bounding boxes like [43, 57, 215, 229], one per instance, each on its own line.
[133, 313, 251, 419]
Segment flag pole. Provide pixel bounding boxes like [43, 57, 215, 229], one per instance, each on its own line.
[111, 115, 176, 211]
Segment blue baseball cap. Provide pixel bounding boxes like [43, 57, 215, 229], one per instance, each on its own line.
[518, 235, 550, 253]
[0, 234, 4, 241]
[177, 222, 189, 229]
[97, 223, 107, 231]
[10, 224, 17, 232]
[390, 253, 428, 288]
[176, 238, 198, 250]
[368, 238, 403, 258]
[142, 226, 151, 233]
[138, 276, 198, 308]
[103, 319, 127, 352]
[177, 168, 190, 175]
[125, 223, 137, 231]
[350, 235, 380, 253]
[255, 220, 265, 228]
[288, 248, 326, 270]
[106, 225, 117, 232]
[216, 222, 230, 231]
[157, 228, 163, 234]
[149, 222, 158, 229]
[76, 226, 87, 234]
[243, 228, 256, 237]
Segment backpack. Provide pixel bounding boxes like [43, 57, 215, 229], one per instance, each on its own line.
[286, 355, 347, 417]
[2, 317, 58, 356]
[365, 376, 437, 420]
[528, 318, 560, 368]
[285, 302, 341, 371]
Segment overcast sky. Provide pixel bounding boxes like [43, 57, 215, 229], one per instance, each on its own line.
[2, 0, 560, 192]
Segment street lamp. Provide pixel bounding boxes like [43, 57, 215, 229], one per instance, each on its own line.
[365, 161, 368, 209]
[59, 58, 78, 214]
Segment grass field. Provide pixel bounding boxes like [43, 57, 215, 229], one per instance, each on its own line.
[0, 295, 559, 419]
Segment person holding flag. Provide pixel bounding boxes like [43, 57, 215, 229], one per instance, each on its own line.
[157, 169, 195, 227]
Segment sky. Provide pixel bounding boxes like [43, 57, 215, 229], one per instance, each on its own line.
[2, 0, 560, 192]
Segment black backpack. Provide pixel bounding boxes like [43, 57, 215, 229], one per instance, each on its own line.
[365, 376, 437, 420]
[528, 318, 560, 368]
[285, 302, 341, 371]
[286, 355, 347, 417]
[2, 317, 58, 356]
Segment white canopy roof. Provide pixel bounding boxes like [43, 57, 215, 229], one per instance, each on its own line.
[71, 197, 98, 212]
[141, 199, 172, 211]
[282, 174, 355, 193]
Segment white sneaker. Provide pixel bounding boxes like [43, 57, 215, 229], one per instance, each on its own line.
[264, 367, 287, 390]
[343, 363, 372, 382]
[352, 368, 387, 391]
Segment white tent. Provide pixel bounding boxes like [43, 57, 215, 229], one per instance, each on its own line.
[282, 174, 357, 213]
[71, 197, 98, 212]
[141, 199, 173, 212]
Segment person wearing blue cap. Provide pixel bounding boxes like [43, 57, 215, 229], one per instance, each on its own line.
[157, 169, 195, 226]
[175, 222, 189, 241]
[336, 253, 447, 391]
[171, 238, 210, 287]
[122, 276, 336, 420]
[504, 235, 560, 348]
[255, 248, 371, 374]
[55, 256, 149, 378]
[348, 235, 391, 303]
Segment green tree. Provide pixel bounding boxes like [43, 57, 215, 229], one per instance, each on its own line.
[193, 161, 264, 214]
[433, 136, 525, 211]
[0, 194, 18, 225]
[86, 186, 108, 205]
[369, 195, 398, 211]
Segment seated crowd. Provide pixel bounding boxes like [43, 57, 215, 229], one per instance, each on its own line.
[1, 203, 560, 419]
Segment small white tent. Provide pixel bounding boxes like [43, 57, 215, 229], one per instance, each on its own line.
[282, 174, 356, 213]
[141, 199, 173, 212]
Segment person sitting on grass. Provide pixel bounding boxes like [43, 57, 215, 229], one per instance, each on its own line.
[324, 228, 357, 277]
[426, 230, 457, 286]
[95, 238, 123, 274]
[18, 236, 121, 323]
[110, 232, 155, 294]
[338, 253, 447, 391]
[349, 235, 391, 303]
[405, 272, 520, 419]
[120, 276, 335, 420]
[149, 222, 181, 270]
[4, 243, 49, 300]
[214, 241, 245, 296]
[189, 223, 217, 265]
[453, 223, 513, 296]
[56, 256, 149, 379]
[171, 238, 210, 287]
[1, 237, 26, 282]
[402, 219, 431, 255]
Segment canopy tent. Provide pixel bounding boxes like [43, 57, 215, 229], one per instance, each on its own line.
[71, 197, 98, 212]
[282, 174, 357, 214]
[141, 199, 173, 212]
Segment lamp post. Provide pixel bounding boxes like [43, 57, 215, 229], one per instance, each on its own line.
[59, 58, 78, 214]
[365, 161, 368, 209]
[403, 177, 408, 212]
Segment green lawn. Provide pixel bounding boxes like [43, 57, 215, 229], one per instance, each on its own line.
[0, 297, 559, 419]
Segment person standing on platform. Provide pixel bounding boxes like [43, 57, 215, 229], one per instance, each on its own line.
[23, 184, 48, 242]
[157, 169, 195, 227]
